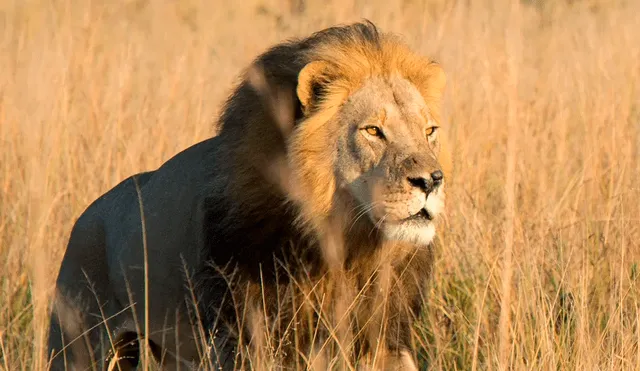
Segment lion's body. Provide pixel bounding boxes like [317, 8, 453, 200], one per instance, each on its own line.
[48, 138, 221, 368]
[48, 22, 448, 370]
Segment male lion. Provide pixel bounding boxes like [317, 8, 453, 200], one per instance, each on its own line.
[48, 21, 449, 370]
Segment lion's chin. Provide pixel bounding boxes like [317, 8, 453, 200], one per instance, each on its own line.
[381, 222, 436, 246]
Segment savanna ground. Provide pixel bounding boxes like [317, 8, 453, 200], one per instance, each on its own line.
[1, 0, 639, 369]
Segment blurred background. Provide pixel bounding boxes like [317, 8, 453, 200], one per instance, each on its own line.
[0, 0, 638, 369]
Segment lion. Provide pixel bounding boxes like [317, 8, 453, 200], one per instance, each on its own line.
[47, 21, 449, 370]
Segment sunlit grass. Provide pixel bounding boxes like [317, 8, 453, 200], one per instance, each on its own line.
[0, 0, 638, 369]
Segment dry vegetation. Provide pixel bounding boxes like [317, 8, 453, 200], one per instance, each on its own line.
[1, 0, 639, 369]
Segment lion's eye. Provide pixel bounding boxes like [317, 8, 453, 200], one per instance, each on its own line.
[363, 126, 384, 138]
[425, 126, 438, 137]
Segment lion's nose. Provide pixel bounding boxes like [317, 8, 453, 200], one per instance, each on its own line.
[407, 176, 434, 193]
[407, 170, 443, 194]
[431, 170, 443, 186]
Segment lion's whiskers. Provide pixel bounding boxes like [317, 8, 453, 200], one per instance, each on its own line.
[347, 202, 383, 233]
[371, 214, 388, 238]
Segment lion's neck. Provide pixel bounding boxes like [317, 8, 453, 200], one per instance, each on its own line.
[314, 192, 386, 268]
[202, 168, 388, 281]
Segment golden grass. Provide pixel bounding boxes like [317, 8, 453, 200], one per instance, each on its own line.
[1, 0, 639, 369]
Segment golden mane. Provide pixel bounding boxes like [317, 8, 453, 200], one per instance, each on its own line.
[304, 22, 446, 121]
[216, 21, 448, 230]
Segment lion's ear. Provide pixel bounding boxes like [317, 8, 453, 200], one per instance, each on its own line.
[297, 61, 330, 114]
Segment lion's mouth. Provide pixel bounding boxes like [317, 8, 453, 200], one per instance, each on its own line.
[406, 208, 433, 222]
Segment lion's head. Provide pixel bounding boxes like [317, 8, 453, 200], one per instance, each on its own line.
[284, 22, 450, 247]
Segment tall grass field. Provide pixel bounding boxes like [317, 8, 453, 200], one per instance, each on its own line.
[1, 0, 639, 369]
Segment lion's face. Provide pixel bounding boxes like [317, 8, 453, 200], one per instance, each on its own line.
[333, 76, 445, 246]
[291, 55, 447, 247]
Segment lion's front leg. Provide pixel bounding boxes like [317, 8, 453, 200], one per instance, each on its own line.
[386, 351, 419, 371]
[354, 281, 420, 371]
[356, 349, 418, 371]
[358, 245, 431, 371]
[376, 311, 420, 371]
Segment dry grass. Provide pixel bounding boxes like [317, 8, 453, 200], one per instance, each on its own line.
[1, 0, 639, 369]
